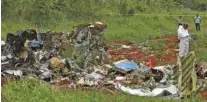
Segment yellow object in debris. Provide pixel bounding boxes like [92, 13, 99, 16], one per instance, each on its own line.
[49, 57, 65, 69]
[18, 48, 28, 59]
[176, 51, 197, 97]
[24, 40, 29, 48]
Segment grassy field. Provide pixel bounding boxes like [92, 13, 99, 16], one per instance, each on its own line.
[1, 14, 207, 102]
[2, 78, 204, 102]
[2, 14, 207, 60]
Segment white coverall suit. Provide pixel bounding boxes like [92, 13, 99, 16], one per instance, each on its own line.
[177, 25, 190, 57]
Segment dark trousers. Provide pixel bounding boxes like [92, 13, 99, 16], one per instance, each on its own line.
[195, 23, 200, 31]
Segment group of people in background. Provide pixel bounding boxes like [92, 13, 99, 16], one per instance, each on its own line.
[176, 14, 202, 58]
[177, 14, 202, 31]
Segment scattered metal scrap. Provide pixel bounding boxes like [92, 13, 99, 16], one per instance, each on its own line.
[1, 22, 206, 100]
[71, 21, 107, 69]
[196, 62, 207, 79]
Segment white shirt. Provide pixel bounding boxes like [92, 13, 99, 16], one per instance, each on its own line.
[177, 25, 189, 39]
[194, 16, 201, 23]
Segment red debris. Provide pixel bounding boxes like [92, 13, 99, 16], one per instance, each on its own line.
[147, 58, 153, 68]
[145, 56, 159, 66]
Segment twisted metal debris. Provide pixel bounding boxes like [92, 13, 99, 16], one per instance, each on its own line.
[1, 22, 206, 100]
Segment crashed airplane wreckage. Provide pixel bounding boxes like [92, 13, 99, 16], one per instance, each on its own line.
[70, 21, 108, 70]
[2, 21, 108, 80]
[2, 29, 67, 80]
[1, 22, 207, 99]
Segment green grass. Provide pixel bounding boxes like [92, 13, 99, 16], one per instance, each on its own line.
[2, 15, 207, 60]
[2, 78, 204, 102]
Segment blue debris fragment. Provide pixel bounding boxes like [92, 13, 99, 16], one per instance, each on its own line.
[113, 60, 138, 72]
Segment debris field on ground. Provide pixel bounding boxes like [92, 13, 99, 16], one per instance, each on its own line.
[1, 22, 207, 100]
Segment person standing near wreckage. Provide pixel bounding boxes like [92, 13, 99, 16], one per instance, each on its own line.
[177, 24, 190, 57]
[194, 14, 201, 31]
[177, 16, 183, 26]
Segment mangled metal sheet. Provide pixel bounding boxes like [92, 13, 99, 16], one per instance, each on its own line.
[70, 22, 107, 69]
[196, 62, 207, 79]
[115, 83, 178, 97]
[175, 51, 197, 96]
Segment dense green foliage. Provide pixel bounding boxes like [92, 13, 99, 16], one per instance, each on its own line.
[1, 0, 206, 37]
[2, 0, 206, 36]
[2, 0, 207, 23]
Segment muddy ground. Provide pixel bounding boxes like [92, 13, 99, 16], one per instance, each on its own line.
[106, 35, 178, 66]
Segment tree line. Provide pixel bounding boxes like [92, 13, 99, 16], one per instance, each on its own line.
[2, 0, 207, 23]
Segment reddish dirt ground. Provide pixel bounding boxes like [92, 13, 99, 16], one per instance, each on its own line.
[106, 35, 179, 66]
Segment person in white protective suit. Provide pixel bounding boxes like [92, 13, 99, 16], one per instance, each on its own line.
[177, 24, 190, 57]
